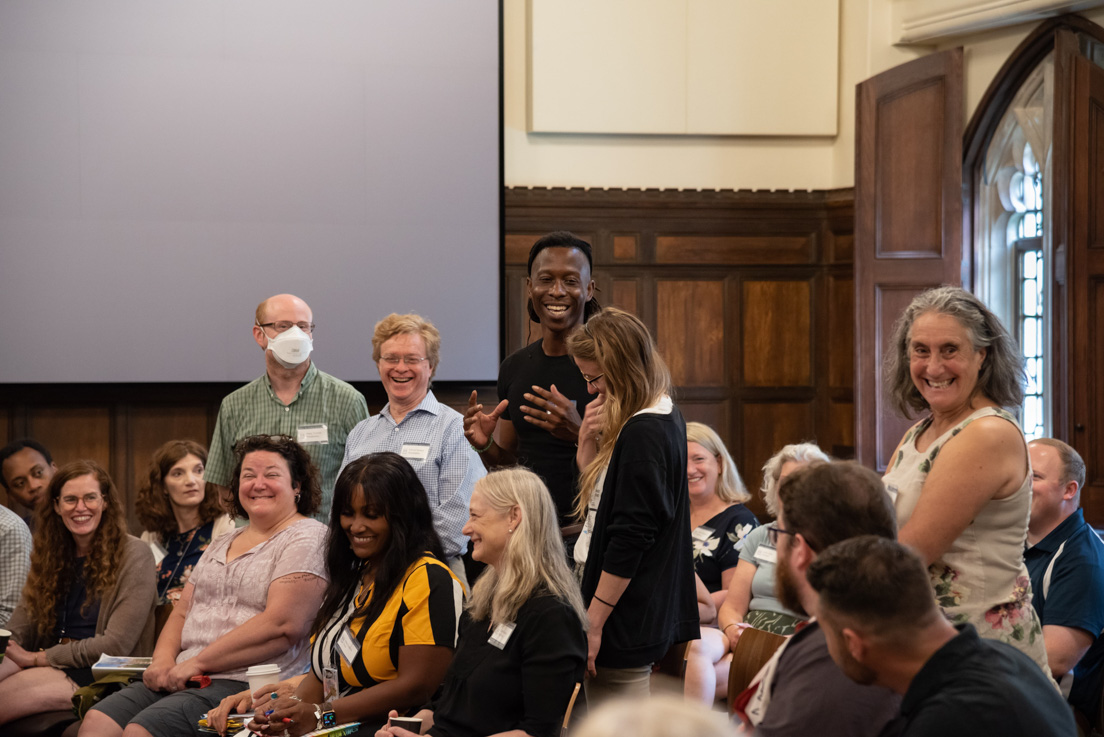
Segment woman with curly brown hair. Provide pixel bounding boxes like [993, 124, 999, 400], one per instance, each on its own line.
[0, 460, 158, 725]
[135, 440, 234, 605]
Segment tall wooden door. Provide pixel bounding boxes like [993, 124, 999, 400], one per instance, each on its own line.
[854, 49, 964, 470]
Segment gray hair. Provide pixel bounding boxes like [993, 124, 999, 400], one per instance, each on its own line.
[760, 442, 830, 517]
[883, 286, 1025, 419]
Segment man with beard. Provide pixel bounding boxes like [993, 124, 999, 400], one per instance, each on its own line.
[734, 461, 900, 736]
[807, 536, 1075, 736]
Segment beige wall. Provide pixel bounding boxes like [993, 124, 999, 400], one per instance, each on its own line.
[504, 0, 1104, 191]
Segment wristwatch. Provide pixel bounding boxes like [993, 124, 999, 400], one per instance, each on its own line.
[314, 702, 337, 730]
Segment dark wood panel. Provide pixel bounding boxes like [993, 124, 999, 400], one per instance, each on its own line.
[740, 401, 817, 520]
[611, 279, 639, 316]
[828, 275, 855, 389]
[656, 235, 813, 265]
[613, 235, 638, 261]
[657, 280, 725, 386]
[29, 407, 113, 471]
[742, 280, 811, 387]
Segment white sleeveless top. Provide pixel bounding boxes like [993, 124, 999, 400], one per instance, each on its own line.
[883, 406, 1049, 673]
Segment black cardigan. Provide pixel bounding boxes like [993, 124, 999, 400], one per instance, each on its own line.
[580, 405, 699, 668]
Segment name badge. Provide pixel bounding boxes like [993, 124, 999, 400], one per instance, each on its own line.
[488, 622, 516, 650]
[692, 526, 714, 543]
[885, 484, 899, 505]
[400, 443, 430, 462]
[754, 546, 778, 564]
[150, 541, 167, 567]
[297, 424, 329, 445]
[336, 627, 359, 666]
[322, 665, 340, 702]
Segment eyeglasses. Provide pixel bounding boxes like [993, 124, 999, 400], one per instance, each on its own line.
[257, 321, 315, 334]
[582, 373, 604, 387]
[380, 355, 428, 367]
[58, 493, 104, 510]
[766, 524, 796, 546]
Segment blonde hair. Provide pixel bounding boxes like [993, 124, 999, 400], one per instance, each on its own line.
[686, 422, 749, 504]
[760, 443, 830, 517]
[371, 313, 441, 379]
[467, 468, 587, 629]
[566, 308, 672, 519]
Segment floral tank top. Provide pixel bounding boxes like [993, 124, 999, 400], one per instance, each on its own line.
[883, 406, 1049, 673]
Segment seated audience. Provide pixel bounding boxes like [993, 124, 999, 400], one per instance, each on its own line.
[808, 536, 1076, 736]
[376, 467, 587, 737]
[1024, 438, 1104, 727]
[0, 504, 31, 626]
[686, 422, 757, 609]
[734, 461, 900, 737]
[341, 313, 485, 588]
[214, 452, 463, 736]
[684, 443, 826, 705]
[1, 438, 58, 531]
[0, 461, 157, 725]
[135, 440, 234, 605]
[79, 435, 328, 737]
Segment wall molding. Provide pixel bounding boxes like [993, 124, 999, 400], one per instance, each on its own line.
[895, 0, 1104, 43]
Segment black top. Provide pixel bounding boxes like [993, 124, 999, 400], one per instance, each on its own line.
[890, 624, 1076, 737]
[498, 339, 594, 524]
[427, 593, 586, 737]
[693, 504, 759, 593]
[580, 406, 699, 668]
[54, 558, 101, 641]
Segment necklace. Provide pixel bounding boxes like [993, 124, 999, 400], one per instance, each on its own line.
[157, 524, 204, 602]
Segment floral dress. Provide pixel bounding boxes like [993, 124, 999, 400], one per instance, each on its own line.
[883, 406, 1049, 672]
[156, 521, 216, 604]
[692, 504, 759, 593]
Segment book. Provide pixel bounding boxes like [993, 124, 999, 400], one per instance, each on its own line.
[90, 654, 152, 678]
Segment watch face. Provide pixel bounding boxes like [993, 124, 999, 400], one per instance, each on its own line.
[322, 712, 337, 727]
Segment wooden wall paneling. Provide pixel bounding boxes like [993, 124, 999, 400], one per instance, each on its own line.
[827, 274, 855, 390]
[125, 405, 213, 531]
[830, 400, 856, 459]
[742, 279, 812, 387]
[611, 279, 640, 316]
[740, 401, 817, 520]
[29, 407, 113, 471]
[656, 234, 815, 265]
[656, 279, 726, 386]
[613, 234, 638, 261]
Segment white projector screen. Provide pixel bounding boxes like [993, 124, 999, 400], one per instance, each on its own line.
[0, 1, 501, 384]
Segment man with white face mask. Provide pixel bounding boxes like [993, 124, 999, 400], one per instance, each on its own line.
[205, 294, 369, 519]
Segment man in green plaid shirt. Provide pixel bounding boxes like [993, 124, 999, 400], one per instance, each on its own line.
[205, 294, 369, 520]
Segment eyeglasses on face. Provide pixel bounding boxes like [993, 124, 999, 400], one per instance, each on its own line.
[582, 373, 604, 387]
[257, 321, 315, 334]
[58, 493, 104, 509]
[380, 355, 428, 367]
[767, 524, 797, 546]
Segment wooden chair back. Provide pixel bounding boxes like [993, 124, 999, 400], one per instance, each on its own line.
[727, 627, 787, 713]
[561, 682, 582, 737]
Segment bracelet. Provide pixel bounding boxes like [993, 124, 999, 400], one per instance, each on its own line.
[722, 623, 739, 634]
[470, 436, 494, 453]
[593, 594, 616, 609]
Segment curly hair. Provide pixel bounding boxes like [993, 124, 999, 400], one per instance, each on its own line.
[313, 452, 446, 635]
[135, 439, 223, 540]
[759, 442, 830, 518]
[21, 460, 128, 640]
[566, 307, 672, 520]
[228, 435, 321, 518]
[883, 286, 1025, 418]
[371, 313, 441, 381]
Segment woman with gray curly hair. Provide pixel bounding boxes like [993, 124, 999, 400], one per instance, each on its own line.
[683, 442, 827, 705]
[882, 285, 1048, 671]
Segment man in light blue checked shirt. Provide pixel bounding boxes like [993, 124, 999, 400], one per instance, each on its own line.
[339, 313, 484, 588]
[0, 504, 31, 626]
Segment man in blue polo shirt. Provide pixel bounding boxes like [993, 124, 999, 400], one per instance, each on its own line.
[1025, 437, 1104, 728]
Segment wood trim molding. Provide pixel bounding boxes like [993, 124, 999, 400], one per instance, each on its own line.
[895, 1, 1104, 44]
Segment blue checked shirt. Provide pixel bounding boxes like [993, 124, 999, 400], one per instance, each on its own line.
[339, 390, 484, 558]
[0, 505, 32, 626]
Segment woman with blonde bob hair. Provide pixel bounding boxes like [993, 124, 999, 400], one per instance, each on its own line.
[0, 461, 157, 725]
[377, 467, 587, 737]
[685, 422, 757, 608]
[565, 307, 698, 705]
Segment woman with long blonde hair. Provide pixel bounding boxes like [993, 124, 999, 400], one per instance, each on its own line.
[0, 461, 157, 725]
[377, 467, 587, 737]
[566, 307, 698, 705]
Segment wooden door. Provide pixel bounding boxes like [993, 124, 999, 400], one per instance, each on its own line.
[854, 49, 964, 470]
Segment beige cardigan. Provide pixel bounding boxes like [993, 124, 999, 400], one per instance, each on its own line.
[7, 535, 158, 668]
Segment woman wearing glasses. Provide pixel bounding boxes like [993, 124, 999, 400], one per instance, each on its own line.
[340, 313, 485, 588]
[0, 461, 158, 725]
[135, 440, 234, 606]
[566, 307, 698, 705]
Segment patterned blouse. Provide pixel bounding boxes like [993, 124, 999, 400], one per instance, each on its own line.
[692, 504, 759, 593]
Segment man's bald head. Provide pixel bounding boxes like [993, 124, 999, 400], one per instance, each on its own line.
[255, 294, 312, 326]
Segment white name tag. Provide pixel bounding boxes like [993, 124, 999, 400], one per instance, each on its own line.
[150, 541, 167, 567]
[754, 545, 778, 564]
[885, 484, 899, 505]
[401, 443, 430, 462]
[488, 622, 516, 650]
[692, 526, 714, 542]
[337, 627, 359, 665]
[297, 423, 329, 445]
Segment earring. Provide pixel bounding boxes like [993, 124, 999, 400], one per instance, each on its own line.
[508, 528, 513, 534]
[294, 493, 301, 503]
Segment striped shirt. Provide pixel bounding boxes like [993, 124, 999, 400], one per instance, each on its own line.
[311, 556, 462, 691]
[206, 362, 369, 519]
[339, 391, 484, 558]
[0, 505, 32, 626]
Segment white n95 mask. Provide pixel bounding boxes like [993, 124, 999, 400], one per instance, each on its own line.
[265, 325, 313, 368]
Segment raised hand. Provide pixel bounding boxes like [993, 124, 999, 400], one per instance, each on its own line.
[464, 390, 508, 449]
[519, 384, 582, 442]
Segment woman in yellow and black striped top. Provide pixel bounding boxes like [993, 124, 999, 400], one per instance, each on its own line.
[211, 452, 462, 736]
